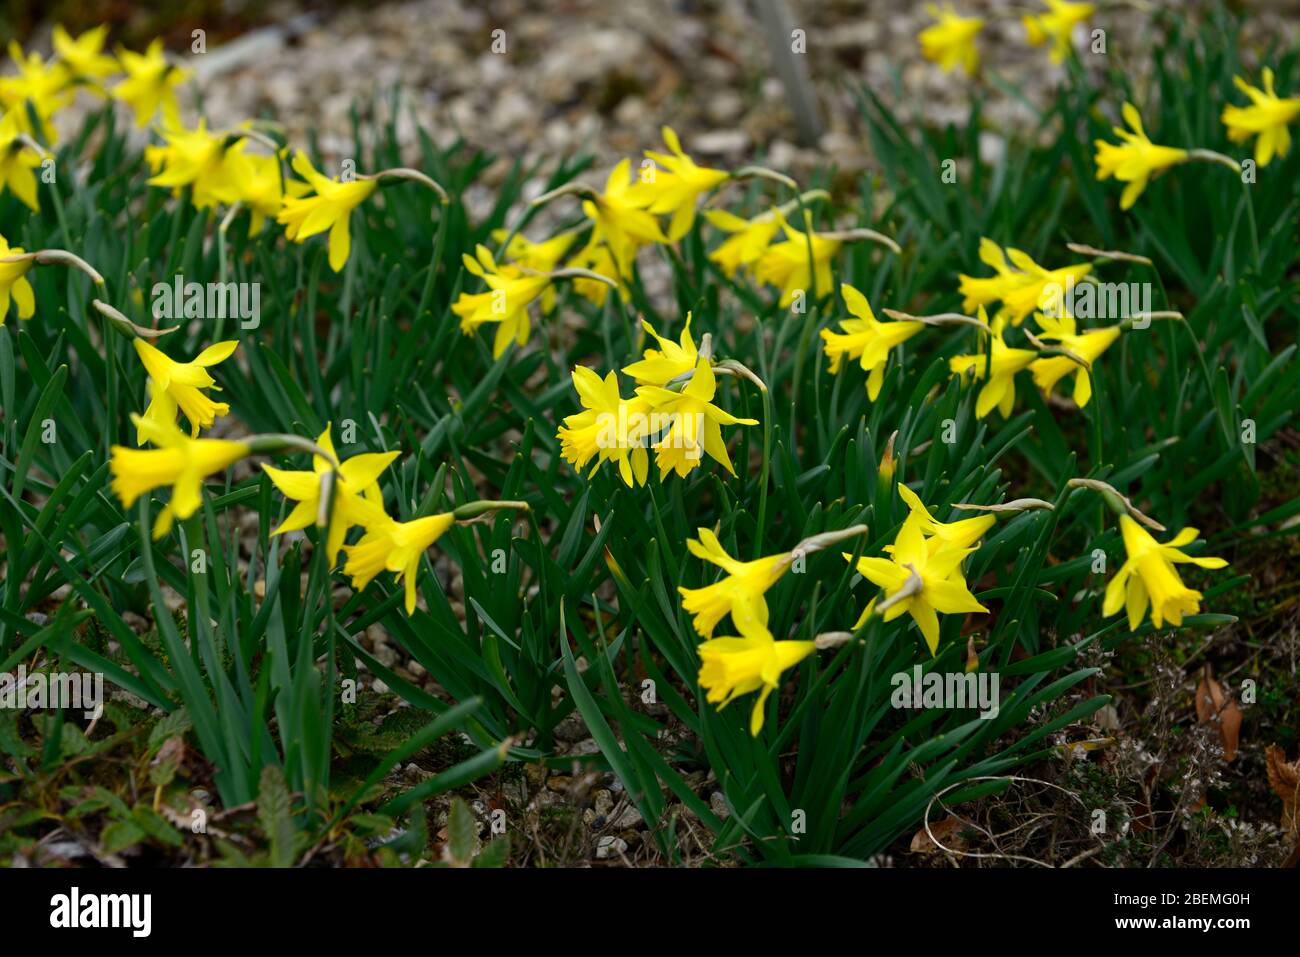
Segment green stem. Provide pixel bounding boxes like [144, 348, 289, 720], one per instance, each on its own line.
[754, 385, 774, 559]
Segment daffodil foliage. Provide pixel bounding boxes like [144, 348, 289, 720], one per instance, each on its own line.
[1, 6, 1298, 865]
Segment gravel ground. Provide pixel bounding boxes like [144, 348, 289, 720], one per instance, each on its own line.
[179, 0, 1195, 194]
[26, 0, 1300, 218]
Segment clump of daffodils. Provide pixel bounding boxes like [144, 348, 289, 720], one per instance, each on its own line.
[686, 525, 869, 734]
[107, 365, 529, 611]
[557, 316, 761, 484]
[958, 238, 1092, 328]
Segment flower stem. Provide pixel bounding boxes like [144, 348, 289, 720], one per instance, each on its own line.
[452, 499, 531, 521]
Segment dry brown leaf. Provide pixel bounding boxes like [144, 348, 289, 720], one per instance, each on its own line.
[151, 735, 187, 769]
[910, 815, 965, 854]
[1265, 745, 1299, 840]
[1195, 666, 1242, 761]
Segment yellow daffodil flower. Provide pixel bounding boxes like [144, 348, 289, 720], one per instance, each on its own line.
[491, 228, 578, 313]
[111, 39, 189, 128]
[261, 424, 398, 566]
[1029, 311, 1120, 407]
[225, 145, 298, 235]
[452, 244, 552, 359]
[0, 42, 71, 140]
[565, 237, 622, 306]
[132, 338, 238, 443]
[52, 25, 119, 84]
[997, 251, 1092, 326]
[0, 233, 36, 324]
[277, 151, 379, 272]
[622, 315, 699, 386]
[110, 412, 250, 539]
[145, 120, 244, 209]
[636, 358, 758, 479]
[847, 513, 989, 655]
[1102, 515, 1228, 630]
[895, 484, 995, 549]
[557, 366, 651, 487]
[343, 512, 456, 615]
[1022, 0, 1096, 64]
[703, 207, 782, 278]
[959, 238, 1092, 327]
[949, 309, 1039, 418]
[919, 4, 983, 77]
[754, 210, 841, 308]
[698, 616, 816, 735]
[1221, 68, 1300, 167]
[957, 238, 1026, 315]
[627, 126, 729, 241]
[1094, 102, 1189, 210]
[582, 158, 669, 282]
[679, 528, 791, 638]
[0, 112, 40, 211]
[820, 283, 923, 400]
